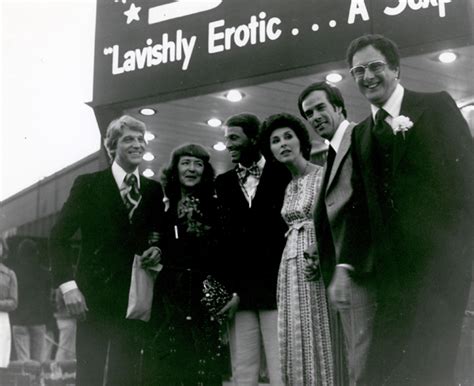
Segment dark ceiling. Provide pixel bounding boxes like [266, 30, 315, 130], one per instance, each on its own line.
[124, 44, 474, 177]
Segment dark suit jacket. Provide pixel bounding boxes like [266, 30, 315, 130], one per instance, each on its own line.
[214, 161, 290, 310]
[314, 122, 373, 286]
[50, 168, 165, 321]
[352, 89, 474, 289]
[351, 89, 474, 383]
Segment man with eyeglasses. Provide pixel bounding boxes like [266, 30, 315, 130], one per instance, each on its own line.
[345, 34, 474, 385]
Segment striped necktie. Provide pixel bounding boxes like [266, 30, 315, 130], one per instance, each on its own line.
[124, 173, 141, 220]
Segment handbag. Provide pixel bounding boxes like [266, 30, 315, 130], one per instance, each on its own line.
[200, 275, 232, 324]
[126, 255, 162, 322]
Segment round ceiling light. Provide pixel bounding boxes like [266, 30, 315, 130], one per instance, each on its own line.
[325, 73, 343, 83]
[145, 132, 155, 141]
[438, 51, 457, 63]
[143, 152, 155, 161]
[207, 118, 222, 127]
[226, 90, 243, 102]
[142, 168, 155, 177]
[213, 142, 226, 151]
[140, 107, 156, 116]
[139, 108, 156, 116]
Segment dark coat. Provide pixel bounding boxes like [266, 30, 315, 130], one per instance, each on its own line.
[314, 122, 373, 285]
[351, 89, 474, 384]
[214, 161, 290, 310]
[157, 195, 219, 314]
[10, 265, 50, 326]
[149, 195, 224, 384]
[50, 168, 165, 321]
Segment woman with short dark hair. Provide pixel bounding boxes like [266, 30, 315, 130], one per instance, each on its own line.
[149, 143, 224, 385]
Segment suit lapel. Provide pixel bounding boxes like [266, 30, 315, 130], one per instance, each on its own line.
[135, 175, 149, 213]
[138, 175, 152, 205]
[393, 90, 425, 171]
[97, 169, 130, 224]
[253, 163, 271, 203]
[358, 117, 376, 172]
[229, 168, 250, 208]
[327, 123, 354, 192]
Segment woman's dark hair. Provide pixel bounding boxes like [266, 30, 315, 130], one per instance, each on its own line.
[160, 143, 215, 206]
[260, 113, 312, 161]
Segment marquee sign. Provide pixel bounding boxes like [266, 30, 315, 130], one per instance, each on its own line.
[92, 0, 472, 106]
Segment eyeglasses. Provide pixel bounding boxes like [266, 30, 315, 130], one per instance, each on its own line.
[350, 60, 387, 79]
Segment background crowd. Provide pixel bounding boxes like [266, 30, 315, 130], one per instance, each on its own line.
[0, 237, 77, 369]
[1, 33, 473, 386]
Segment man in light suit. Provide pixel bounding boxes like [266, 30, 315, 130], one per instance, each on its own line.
[346, 34, 474, 385]
[299, 81, 375, 385]
[215, 113, 290, 385]
[50, 115, 165, 385]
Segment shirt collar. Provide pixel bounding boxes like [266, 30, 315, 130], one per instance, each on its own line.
[112, 161, 140, 189]
[329, 120, 350, 153]
[237, 156, 266, 173]
[371, 83, 404, 120]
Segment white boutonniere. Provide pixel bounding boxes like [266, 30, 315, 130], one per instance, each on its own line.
[391, 115, 413, 139]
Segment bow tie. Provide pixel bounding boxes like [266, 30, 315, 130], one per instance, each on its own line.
[236, 163, 262, 183]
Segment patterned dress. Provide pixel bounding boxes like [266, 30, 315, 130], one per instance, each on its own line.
[277, 168, 334, 386]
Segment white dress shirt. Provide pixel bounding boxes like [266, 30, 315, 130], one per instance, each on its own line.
[112, 161, 141, 201]
[370, 83, 404, 124]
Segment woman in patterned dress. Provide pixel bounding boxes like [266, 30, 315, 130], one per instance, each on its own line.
[260, 113, 334, 386]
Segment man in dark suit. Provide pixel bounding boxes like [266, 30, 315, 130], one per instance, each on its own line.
[299, 81, 376, 385]
[346, 34, 474, 385]
[50, 115, 165, 386]
[215, 113, 289, 385]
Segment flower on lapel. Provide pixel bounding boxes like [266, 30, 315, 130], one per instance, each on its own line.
[391, 115, 413, 139]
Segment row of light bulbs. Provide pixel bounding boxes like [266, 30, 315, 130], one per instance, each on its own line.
[207, 51, 459, 151]
[139, 89, 247, 158]
[140, 50, 458, 119]
[139, 89, 246, 118]
[142, 150, 155, 177]
[139, 50, 460, 173]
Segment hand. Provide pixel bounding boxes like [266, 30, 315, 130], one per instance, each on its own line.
[217, 294, 240, 320]
[303, 243, 320, 281]
[304, 243, 318, 259]
[304, 257, 320, 281]
[141, 246, 162, 269]
[328, 266, 351, 308]
[63, 288, 88, 320]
